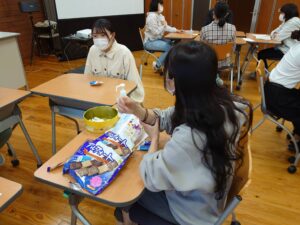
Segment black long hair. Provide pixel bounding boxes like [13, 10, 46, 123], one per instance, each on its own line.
[291, 29, 300, 40]
[149, 0, 163, 12]
[164, 41, 251, 199]
[280, 3, 299, 22]
[214, 1, 229, 27]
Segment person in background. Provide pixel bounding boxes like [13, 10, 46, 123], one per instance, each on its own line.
[84, 18, 144, 103]
[144, 0, 180, 72]
[114, 41, 251, 225]
[264, 29, 300, 151]
[204, 0, 233, 26]
[201, 1, 236, 85]
[258, 3, 300, 70]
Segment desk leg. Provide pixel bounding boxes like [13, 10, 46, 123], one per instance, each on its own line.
[235, 45, 242, 90]
[51, 107, 57, 155]
[17, 115, 42, 167]
[69, 194, 91, 225]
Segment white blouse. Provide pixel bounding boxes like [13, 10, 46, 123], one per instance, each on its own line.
[270, 43, 300, 89]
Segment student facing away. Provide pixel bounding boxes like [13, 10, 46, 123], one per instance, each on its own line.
[264, 29, 300, 151]
[115, 41, 251, 225]
[84, 19, 144, 103]
[203, 0, 233, 26]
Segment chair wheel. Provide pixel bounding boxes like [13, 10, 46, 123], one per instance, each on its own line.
[288, 156, 295, 163]
[287, 134, 292, 140]
[236, 86, 241, 91]
[37, 163, 42, 168]
[11, 159, 19, 167]
[288, 165, 297, 174]
[276, 126, 283, 132]
[159, 71, 164, 76]
[231, 221, 241, 225]
[7, 148, 13, 156]
[238, 79, 242, 85]
[144, 62, 148, 66]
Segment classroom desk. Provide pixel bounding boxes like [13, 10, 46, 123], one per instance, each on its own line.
[164, 30, 200, 40]
[236, 31, 246, 37]
[34, 130, 146, 225]
[0, 177, 23, 212]
[0, 87, 42, 166]
[31, 74, 137, 155]
[241, 33, 281, 79]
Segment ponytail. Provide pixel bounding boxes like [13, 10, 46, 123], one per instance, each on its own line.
[218, 17, 226, 27]
[291, 29, 300, 41]
[214, 2, 229, 27]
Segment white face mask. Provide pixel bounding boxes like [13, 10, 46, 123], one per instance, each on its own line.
[158, 4, 164, 13]
[279, 13, 285, 22]
[93, 38, 109, 51]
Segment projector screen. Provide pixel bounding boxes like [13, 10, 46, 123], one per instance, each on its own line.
[55, 0, 144, 19]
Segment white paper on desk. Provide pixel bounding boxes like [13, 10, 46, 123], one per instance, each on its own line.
[243, 38, 255, 42]
[253, 34, 271, 40]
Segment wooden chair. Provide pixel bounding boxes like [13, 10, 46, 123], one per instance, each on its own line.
[209, 42, 235, 93]
[215, 133, 252, 225]
[251, 60, 300, 173]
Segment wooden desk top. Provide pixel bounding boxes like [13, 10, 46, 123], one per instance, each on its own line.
[0, 177, 23, 212]
[236, 31, 246, 37]
[0, 87, 30, 109]
[246, 33, 281, 45]
[31, 74, 137, 106]
[164, 30, 199, 40]
[236, 37, 247, 45]
[34, 130, 146, 206]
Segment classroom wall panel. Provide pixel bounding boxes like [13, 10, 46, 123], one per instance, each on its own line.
[0, 0, 45, 64]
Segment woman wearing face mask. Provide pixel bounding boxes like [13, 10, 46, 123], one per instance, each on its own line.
[114, 41, 252, 225]
[257, 3, 300, 70]
[84, 19, 144, 103]
[144, 0, 180, 72]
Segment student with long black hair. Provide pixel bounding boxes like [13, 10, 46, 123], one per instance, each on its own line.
[265, 29, 300, 151]
[115, 41, 251, 225]
[258, 3, 300, 69]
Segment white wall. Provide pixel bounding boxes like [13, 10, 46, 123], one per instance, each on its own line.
[55, 0, 144, 19]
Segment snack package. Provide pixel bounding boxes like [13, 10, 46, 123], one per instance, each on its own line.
[63, 114, 147, 195]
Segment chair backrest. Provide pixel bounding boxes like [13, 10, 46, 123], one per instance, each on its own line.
[209, 42, 234, 61]
[139, 27, 145, 44]
[226, 133, 252, 204]
[256, 60, 268, 112]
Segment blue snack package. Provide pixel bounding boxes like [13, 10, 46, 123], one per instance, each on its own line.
[63, 114, 147, 195]
[138, 141, 151, 151]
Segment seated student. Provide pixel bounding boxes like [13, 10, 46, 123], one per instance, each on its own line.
[264, 29, 300, 150]
[84, 19, 144, 103]
[204, 0, 233, 26]
[258, 3, 300, 69]
[115, 41, 250, 225]
[201, 1, 236, 85]
[144, 0, 179, 72]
